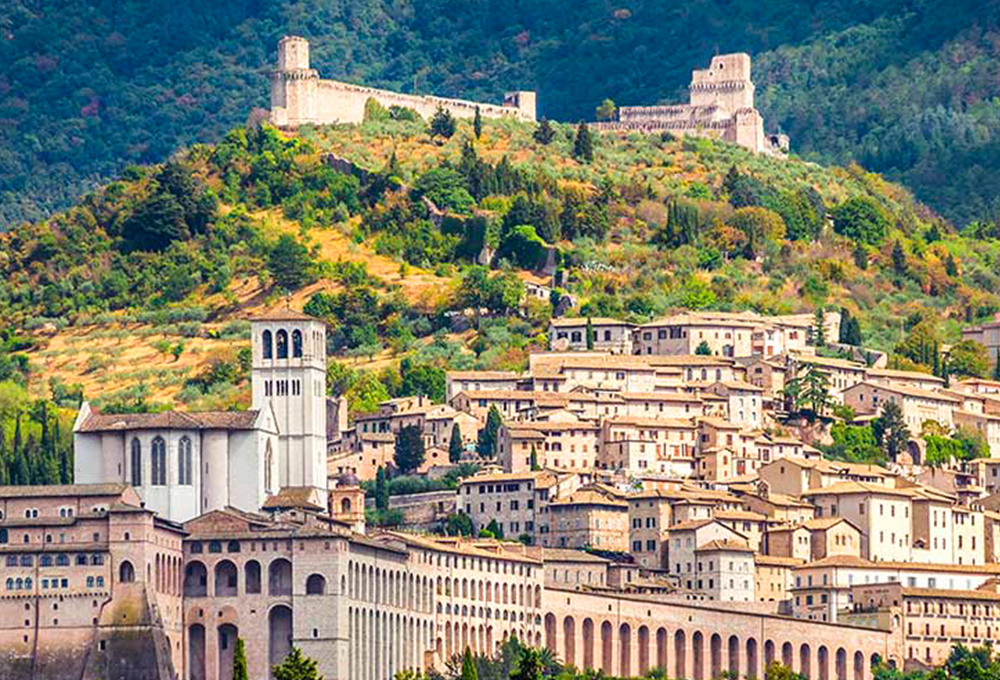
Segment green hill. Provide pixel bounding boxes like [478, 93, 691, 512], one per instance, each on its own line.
[2, 0, 1000, 226]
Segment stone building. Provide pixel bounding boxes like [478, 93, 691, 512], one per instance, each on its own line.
[270, 36, 535, 128]
[591, 54, 786, 155]
[0, 483, 185, 680]
[74, 310, 328, 523]
[545, 486, 629, 551]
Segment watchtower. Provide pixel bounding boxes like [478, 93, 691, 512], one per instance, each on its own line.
[689, 53, 755, 112]
[270, 36, 319, 127]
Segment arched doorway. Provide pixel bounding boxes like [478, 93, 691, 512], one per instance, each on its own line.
[245, 560, 261, 594]
[638, 625, 650, 676]
[711, 633, 723, 680]
[836, 648, 848, 680]
[854, 652, 865, 680]
[189, 624, 206, 680]
[747, 638, 758, 679]
[675, 630, 687, 680]
[800, 644, 812, 679]
[601, 621, 613, 675]
[218, 623, 239, 680]
[583, 618, 595, 670]
[783, 642, 794, 669]
[563, 617, 576, 666]
[545, 613, 557, 654]
[269, 605, 293, 674]
[656, 627, 668, 673]
[119, 560, 135, 583]
[693, 631, 705, 680]
[619, 623, 632, 677]
[729, 635, 740, 678]
[819, 646, 830, 680]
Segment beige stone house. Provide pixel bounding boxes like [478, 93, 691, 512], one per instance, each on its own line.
[548, 318, 634, 354]
[545, 486, 629, 551]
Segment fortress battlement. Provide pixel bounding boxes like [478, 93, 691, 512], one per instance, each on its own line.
[269, 36, 536, 128]
[594, 53, 788, 156]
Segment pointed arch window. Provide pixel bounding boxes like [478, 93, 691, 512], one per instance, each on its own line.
[151, 436, 167, 486]
[130, 438, 143, 487]
[276, 329, 289, 359]
[262, 330, 273, 359]
[264, 439, 274, 493]
[292, 329, 303, 358]
[178, 436, 193, 485]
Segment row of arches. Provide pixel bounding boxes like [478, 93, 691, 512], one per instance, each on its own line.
[439, 621, 541, 660]
[188, 606, 292, 680]
[543, 615, 874, 680]
[261, 329, 304, 360]
[348, 561, 433, 613]
[348, 607, 432, 680]
[435, 575, 542, 609]
[184, 559, 292, 598]
[154, 553, 183, 596]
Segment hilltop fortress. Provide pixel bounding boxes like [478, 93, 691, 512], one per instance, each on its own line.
[270, 36, 536, 127]
[593, 53, 788, 156]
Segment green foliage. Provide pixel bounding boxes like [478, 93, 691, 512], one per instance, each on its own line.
[832, 197, 891, 245]
[364, 98, 391, 123]
[872, 400, 911, 461]
[269, 234, 318, 291]
[394, 424, 426, 474]
[444, 512, 474, 536]
[824, 422, 884, 464]
[462, 648, 479, 680]
[476, 406, 503, 458]
[473, 107, 483, 140]
[839, 307, 863, 346]
[733, 206, 786, 259]
[430, 108, 457, 139]
[272, 647, 323, 680]
[533, 119, 556, 145]
[375, 467, 390, 511]
[695, 340, 712, 355]
[572, 123, 594, 163]
[595, 99, 616, 121]
[233, 638, 249, 680]
[449, 424, 464, 463]
[947, 340, 991, 378]
[496, 225, 549, 270]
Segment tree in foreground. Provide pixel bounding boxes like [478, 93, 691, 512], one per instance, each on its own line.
[595, 98, 616, 121]
[476, 405, 503, 458]
[695, 340, 712, 355]
[395, 424, 426, 473]
[233, 637, 249, 680]
[473, 106, 482, 139]
[873, 400, 911, 461]
[572, 122, 594, 162]
[273, 646, 323, 680]
[430, 107, 457, 139]
[449, 423, 464, 463]
[461, 647, 479, 680]
[533, 118, 555, 145]
[511, 647, 544, 680]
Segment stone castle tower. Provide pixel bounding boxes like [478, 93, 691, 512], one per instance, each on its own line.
[250, 309, 328, 492]
[689, 53, 755, 112]
[270, 35, 536, 128]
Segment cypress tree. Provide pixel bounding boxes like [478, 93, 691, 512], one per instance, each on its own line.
[586, 317, 594, 350]
[448, 424, 463, 464]
[533, 118, 555, 145]
[473, 106, 482, 140]
[573, 122, 593, 163]
[233, 637, 249, 680]
[375, 467, 389, 511]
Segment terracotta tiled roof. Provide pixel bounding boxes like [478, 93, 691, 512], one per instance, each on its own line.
[0, 483, 129, 498]
[249, 307, 317, 322]
[549, 317, 631, 327]
[755, 554, 805, 567]
[262, 487, 326, 511]
[697, 538, 752, 552]
[77, 409, 260, 432]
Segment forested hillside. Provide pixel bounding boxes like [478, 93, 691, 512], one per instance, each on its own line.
[2, 0, 999, 225]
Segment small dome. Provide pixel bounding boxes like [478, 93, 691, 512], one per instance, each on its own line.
[337, 472, 360, 488]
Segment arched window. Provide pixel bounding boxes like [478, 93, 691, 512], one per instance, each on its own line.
[5, 578, 11, 590]
[56, 554, 69, 566]
[262, 330, 273, 359]
[40, 555, 52, 567]
[23, 577, 31, 590]
[341, 498, 352, 514]
[264, 440, 274, 493]
[151, 436, 167, 486]
[178, 436, 193, 485]
[306, 574, 326, 595]
[0, 528, 7, 544]
[119, 560, 135, 583]
[15, 578, 23, 590]
[130, 438, 142, 486]
[292, 330, 303, 358]
[276, 330, 289, 359]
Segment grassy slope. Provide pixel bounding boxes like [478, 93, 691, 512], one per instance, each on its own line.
[15, 117, 1000, 408]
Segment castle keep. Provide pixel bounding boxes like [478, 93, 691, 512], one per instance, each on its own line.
[270, 36, 536, 127]
[593, 53, 788, 156]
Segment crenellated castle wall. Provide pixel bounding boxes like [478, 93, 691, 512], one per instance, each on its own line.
[270, 36, 536, 128]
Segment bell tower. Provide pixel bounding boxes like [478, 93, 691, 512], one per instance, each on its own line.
[250, 309, 328, 492]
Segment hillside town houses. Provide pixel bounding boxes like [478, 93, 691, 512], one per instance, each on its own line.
[9, 309, 1000, 680]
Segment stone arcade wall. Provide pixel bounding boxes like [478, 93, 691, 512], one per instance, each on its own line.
[540, 587, 897, 680]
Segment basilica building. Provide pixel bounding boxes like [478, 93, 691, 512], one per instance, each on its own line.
[73, 310, 328, 523]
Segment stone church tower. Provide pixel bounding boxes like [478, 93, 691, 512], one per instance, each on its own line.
[250, 309, 328, 493]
